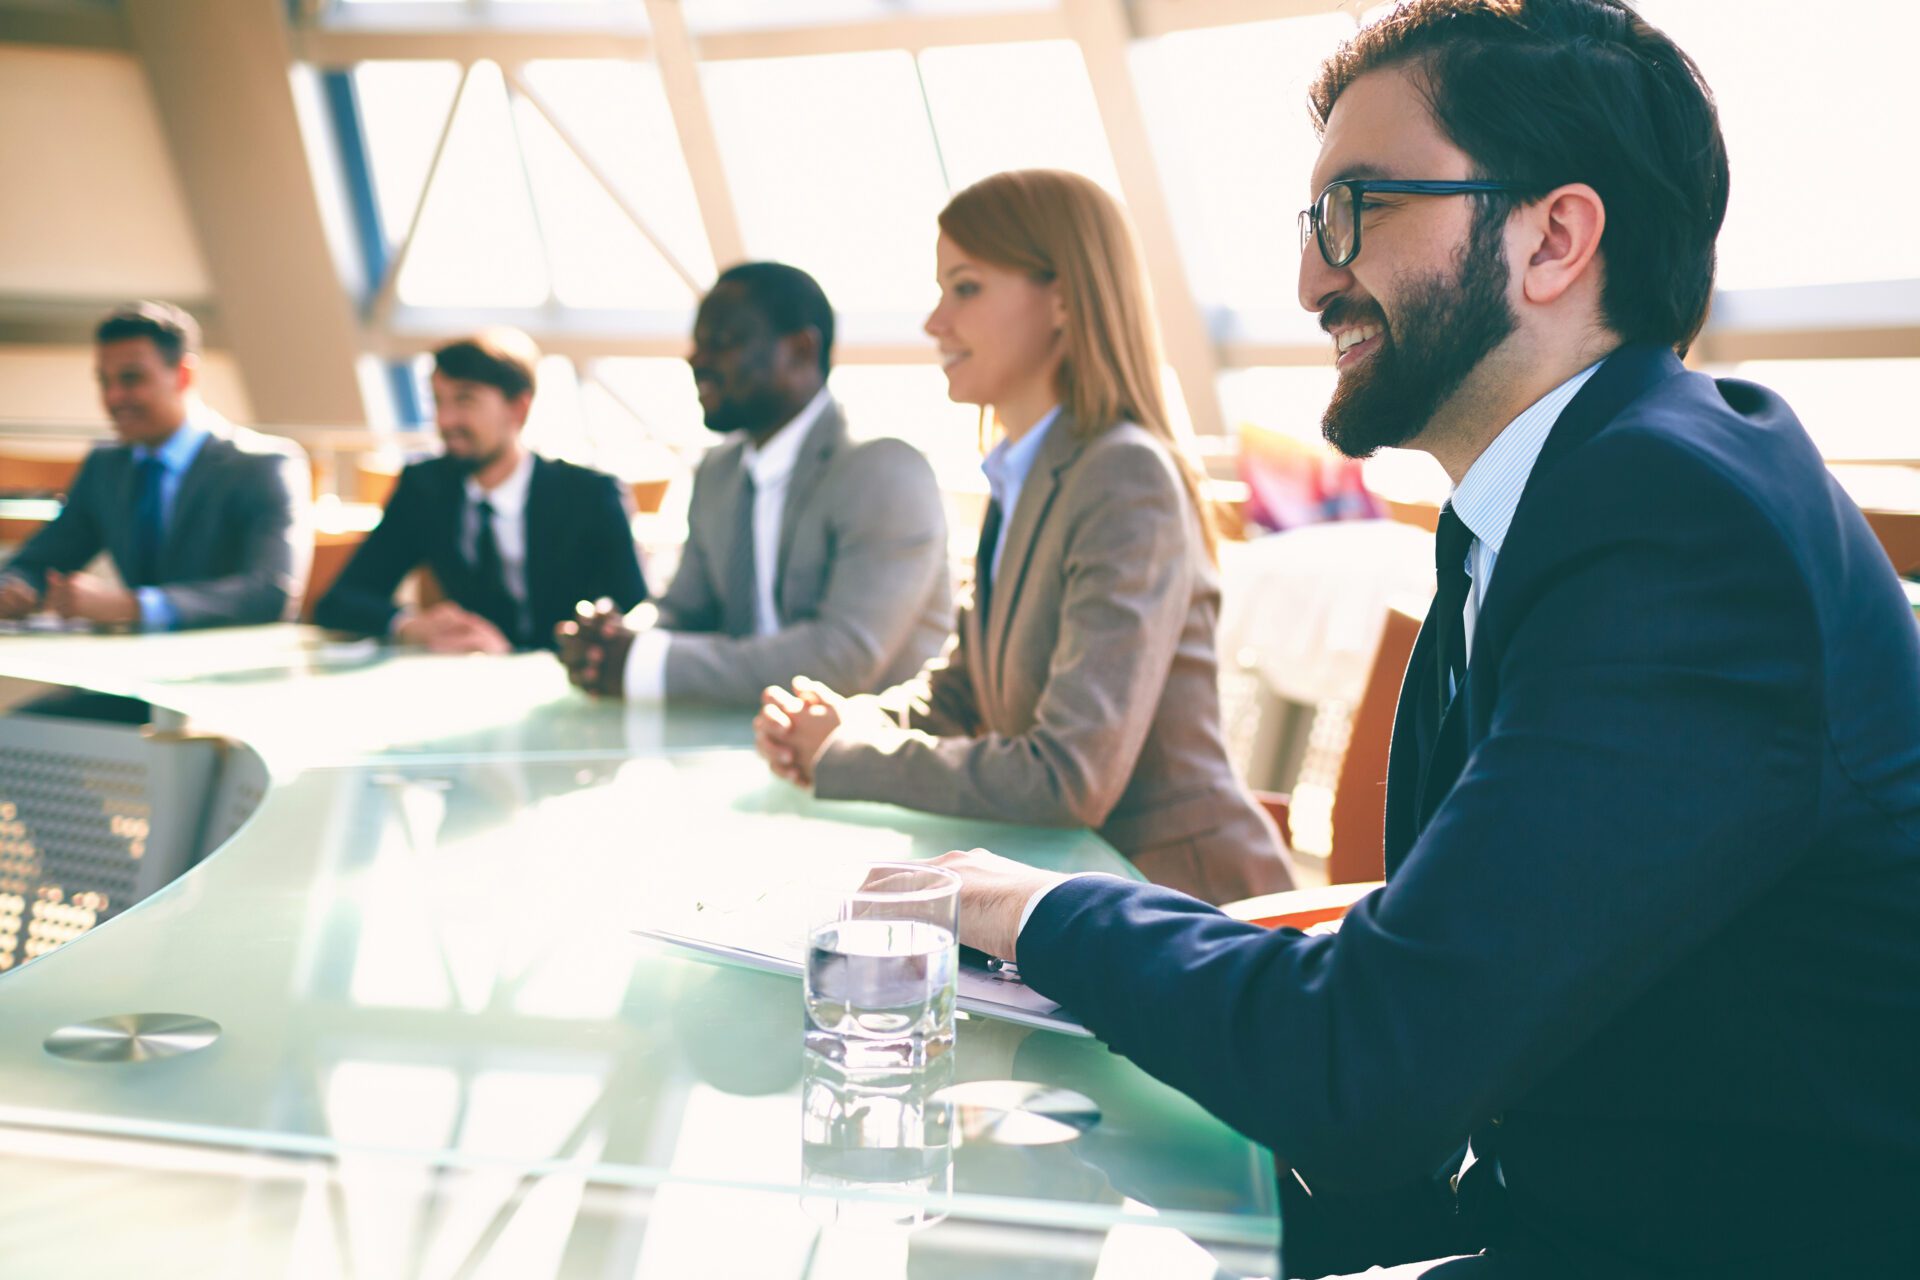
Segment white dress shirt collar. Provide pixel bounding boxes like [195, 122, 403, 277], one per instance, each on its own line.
[1449, 362, 1601, 557]
[133, 398, 219, 471]
[743, 384, 832, 489]
[1449, 361, 1601, 652]
[464, 445, 536, 519]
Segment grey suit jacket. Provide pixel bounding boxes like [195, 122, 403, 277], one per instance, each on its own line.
[813, 419, 1294, 906]
[1, 413, 311, 629]
[654, 400, 951, 705]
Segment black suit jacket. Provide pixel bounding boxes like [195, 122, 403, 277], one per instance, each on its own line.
[1017, 345, 1920, 1277]
[314, 454, 646, 651]
[0, 416, 310, 628]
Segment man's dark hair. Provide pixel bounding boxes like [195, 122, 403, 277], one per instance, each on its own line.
[1310, 0, 1730, 355]
[713, 261, 836, 376]
[96, 301, 201, 367]
[433, 328, 541, 401]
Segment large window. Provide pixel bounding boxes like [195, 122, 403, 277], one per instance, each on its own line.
[300, 0, 1920, 479]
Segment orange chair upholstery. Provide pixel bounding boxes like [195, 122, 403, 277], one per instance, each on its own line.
[0, 448, 84, 498]
[1229, 603, 1423, 931]
[1225, 881, 1384, 931]
[1251, 602, 1423, 887]
[1863, 507, 1920, 576]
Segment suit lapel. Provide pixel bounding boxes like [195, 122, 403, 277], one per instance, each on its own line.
[521, 455, 552, 632]
[773, 401, 844, 622]
[986, 418, 1086, 687]
[1381, 343, 1687, 874]
[1384, 600, 1440, 875]
[106, 449, 143, 584]
[436, 458, 476, 599]
[160, 429, 229, 573]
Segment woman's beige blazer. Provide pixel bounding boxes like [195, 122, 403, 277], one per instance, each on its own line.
[812, 419, 1294, 905]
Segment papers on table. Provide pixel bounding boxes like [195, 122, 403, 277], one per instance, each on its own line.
[630, 864, 1088, 1038]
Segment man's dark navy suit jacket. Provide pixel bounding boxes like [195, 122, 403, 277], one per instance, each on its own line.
[315, 454, 646, 651]
[1020, 345, 1920, 1277]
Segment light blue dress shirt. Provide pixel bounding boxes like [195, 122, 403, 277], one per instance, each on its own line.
[980, 405, 1061, 580]
[129, 405, 214, 631]
[1448, 362, 1601, 651]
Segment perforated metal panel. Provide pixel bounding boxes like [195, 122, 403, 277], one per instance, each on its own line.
[0, 714, 225, 972]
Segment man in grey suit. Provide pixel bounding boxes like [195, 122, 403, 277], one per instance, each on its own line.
[558, 262, 950, 706]
[0, 302, 310, 630]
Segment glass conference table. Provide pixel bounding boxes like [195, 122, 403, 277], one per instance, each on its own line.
[0, 626, 1280, 1279]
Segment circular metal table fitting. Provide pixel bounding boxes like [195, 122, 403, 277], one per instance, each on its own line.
[44, 1013, 222, 1064]
[933, 1080, 1100, 1146]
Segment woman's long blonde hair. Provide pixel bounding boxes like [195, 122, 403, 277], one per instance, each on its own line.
[937, 168, 1218, 559]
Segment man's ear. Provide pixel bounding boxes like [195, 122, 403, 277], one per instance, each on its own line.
[508, 390, 534, 429]
[781, 326, 823, 380]
[174, 352, 199, 395]
[1519, 182, 1605, 307]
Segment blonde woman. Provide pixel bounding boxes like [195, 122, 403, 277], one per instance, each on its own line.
[754, 170, 1292, 905]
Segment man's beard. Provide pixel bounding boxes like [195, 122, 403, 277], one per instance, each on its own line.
[1320, 207, 1517, 459]
[446, 442, 505, 476]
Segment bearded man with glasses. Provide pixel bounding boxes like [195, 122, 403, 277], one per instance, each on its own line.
[937, 2, 1920, 1277]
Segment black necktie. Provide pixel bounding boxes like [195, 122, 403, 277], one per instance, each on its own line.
[722, 470, 759, 638]
[130, 455, 166, 587]
[470, 497, 521, 646]
[1432, 502, 1475, 722]
[974, 499, 1004, 622]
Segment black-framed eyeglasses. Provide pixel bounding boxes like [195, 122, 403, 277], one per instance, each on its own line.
[1298, 180, 1527, 269]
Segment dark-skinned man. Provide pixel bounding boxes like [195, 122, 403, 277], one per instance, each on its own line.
[0, 301, 310, 630]
[559, 261, 951, 705]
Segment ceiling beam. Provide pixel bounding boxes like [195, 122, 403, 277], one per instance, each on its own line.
[642, 0, 741, 272]
[1129, 0, 1350, 38]
[292, 26, 650, 66]
[123, 0, 367, 425]
[0, 1, 129, 50]
[1065, 0, 1228, 435]
[292, 8, 1071, 68]
[696, 9, 1069, 60]
[0, 294, 225, 346]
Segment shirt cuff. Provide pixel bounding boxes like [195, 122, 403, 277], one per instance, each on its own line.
[623, 627, 672, 701]
[136, 587, 177, 632]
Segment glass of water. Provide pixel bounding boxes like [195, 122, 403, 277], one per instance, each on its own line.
[804, 862, 960, 1070]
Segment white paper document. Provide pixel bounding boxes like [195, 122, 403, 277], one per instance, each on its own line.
[629, 860, 1088, 1037]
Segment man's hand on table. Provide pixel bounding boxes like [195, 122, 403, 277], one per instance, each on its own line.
[0, 575, 39, 620]
[45, 571, 138, 627]
[555, 599, 632, 696]
[930, 847, 1072, 963]
[395, 601, 512, 654]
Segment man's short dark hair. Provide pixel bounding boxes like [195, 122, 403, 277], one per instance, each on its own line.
[433, 328, 541, 401]
[1310, 0, 1730, 355]
[713, 261, 836, 376]
[96, 301, 200, 367]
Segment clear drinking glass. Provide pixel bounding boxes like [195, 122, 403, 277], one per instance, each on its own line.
[803, 862, 959, 1070]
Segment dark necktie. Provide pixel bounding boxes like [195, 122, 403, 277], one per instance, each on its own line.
[470, 497, 521, 646]
[130, 455, 167, 587]
[722, 470, 759, 638]
[1432, 502, 1475, 722]
[974, 498, 1004, 622]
